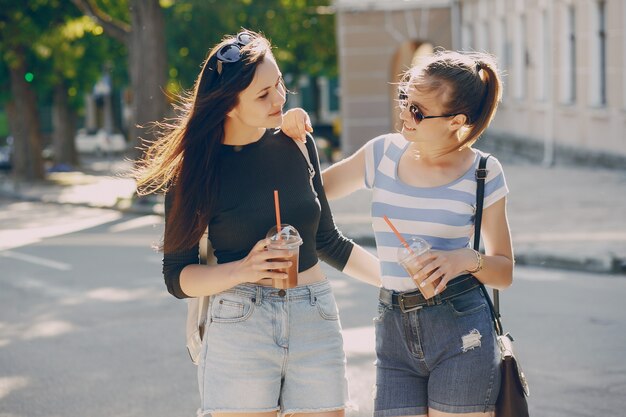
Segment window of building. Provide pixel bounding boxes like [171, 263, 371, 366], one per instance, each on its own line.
[560, 4, 576, 104]
[590, 0, 607, 106]
[492, 15, 508, 99]
[536, 8, 549, 101]
[513, 14, 526, 100]
[476, 19, 489, 52]
[462, 23, 474, 51]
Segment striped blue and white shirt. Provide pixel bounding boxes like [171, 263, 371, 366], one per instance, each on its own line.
[364, 134, 509, 291]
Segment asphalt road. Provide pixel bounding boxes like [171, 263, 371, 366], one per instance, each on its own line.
[1, 200, 625, 417]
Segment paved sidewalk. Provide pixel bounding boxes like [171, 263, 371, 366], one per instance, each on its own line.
[1, 156, 625, 274]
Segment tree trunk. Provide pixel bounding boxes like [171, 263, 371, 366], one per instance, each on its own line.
[8, 49, 44, 180]
[52, 82, 79, 167]
[128, 0, 168, 158]
[71, 0, 168, 159]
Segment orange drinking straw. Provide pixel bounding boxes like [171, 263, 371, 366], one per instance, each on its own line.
[383, 215, 411, 250]
[274, 190, 282, 236]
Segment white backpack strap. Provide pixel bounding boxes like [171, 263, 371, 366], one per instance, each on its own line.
[199, 227, 216, 266]
[295, 137, 317, 194]
[187, 226, 213, 365]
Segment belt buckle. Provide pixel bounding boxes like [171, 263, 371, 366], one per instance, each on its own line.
[399, 294, 423, 313]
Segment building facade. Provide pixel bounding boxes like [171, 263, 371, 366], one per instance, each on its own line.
[335, 0, 626, 165]
[334, 0, 454, 154]
[460, 0, 626, 165]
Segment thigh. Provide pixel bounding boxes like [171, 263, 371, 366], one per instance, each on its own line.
[282, 286, 348, 413]
[291, 410, 345, 417]
[425, 289, 500, 414]
[212, 413, 278, 417]
[198, 290, 283, 414]
[429, 410, 494, 417]
[373, 302, 429, 417]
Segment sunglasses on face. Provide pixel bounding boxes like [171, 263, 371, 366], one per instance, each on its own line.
[216, 32, 254, 74]
[398, 92, 459, 124]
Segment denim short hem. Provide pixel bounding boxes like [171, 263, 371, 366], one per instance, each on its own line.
[281, 405, 345, 416]
[197, 406, 280, 416]
[429, 399, 495, 414]
[373, 406, 427, 417]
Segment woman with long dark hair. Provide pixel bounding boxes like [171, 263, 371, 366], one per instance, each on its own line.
[134, 30, 379, 417]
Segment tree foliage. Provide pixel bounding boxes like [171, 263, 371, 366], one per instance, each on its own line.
[0, 0, 124, 109]
[164, 0, 337, 92]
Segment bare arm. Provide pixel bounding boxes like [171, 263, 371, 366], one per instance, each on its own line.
[178, 239, 292, 297]
[342, 245, 381, 287]
[321, 145, 368, 200]
[473, 196, 514, 289]
[281, 107, 368, 201]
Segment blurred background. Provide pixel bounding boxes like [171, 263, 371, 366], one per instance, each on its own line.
[1, 1, 625, 416]
[1, 0, 625, 178]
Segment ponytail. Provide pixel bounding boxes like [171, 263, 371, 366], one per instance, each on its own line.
[461, 58, 502, 148]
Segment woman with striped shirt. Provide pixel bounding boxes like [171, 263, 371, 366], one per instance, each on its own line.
[283, 51, 514, 417]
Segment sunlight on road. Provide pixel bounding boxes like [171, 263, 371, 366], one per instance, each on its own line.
[108, 215, 162, 233]
[343, 325, 375, 354]
[83, 286, 168, 303]
[0, 202, 123, 251]
[22, 320, 76, 340]
[0, 376, 29, 400]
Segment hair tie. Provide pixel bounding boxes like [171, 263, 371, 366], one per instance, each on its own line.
[476, 61, 482, 73]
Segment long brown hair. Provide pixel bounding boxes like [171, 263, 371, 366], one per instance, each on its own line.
[133, 31, 272, 253]
[400, 50, 502, 153]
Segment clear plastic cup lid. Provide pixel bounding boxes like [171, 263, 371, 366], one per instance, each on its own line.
[266, 224, 303, 248]
[397, 236, 431, 261]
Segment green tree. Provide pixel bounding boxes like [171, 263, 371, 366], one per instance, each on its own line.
[0, 0, 52, 180]
[37, 12, 127, 166]
[0, 0, 126, 177]
[72, 0, 169, 157]
[164, 0, 337, 91]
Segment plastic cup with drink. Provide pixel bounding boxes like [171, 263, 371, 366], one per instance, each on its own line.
[266, 224, 302, 289]
[397, 237, 436, 299]
[267, 190, 302, 289]
[383, 216, 436, 300]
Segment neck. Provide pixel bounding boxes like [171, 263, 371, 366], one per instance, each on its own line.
[407, 141, 470, 166]
[405, 130, 466, 164]
[223, 118, 266, 146]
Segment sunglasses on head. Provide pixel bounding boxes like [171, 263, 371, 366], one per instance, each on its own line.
[398, 92, 459, 124]
[216, 32, 254, 74]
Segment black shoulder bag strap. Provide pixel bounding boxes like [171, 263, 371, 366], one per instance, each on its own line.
[474, 154, 504, 336]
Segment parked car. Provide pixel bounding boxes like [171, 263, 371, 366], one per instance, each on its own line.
[0, 136, 13, 171]
[75, 129, 127, 155]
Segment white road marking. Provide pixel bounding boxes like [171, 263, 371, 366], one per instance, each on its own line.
[0, 251, 72, 271]
[0, 210, 123, 251]
[108, 215, 162, 233]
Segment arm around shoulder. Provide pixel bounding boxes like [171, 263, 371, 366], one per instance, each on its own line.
[322, 144, 368, 200]
[342, 244, 381, 287]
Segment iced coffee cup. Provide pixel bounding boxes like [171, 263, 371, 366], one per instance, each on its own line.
[397, 237, 437, 300]
[266, 224, 303, 289]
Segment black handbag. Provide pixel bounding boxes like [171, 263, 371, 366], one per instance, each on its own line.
[474, 155, 530, 417]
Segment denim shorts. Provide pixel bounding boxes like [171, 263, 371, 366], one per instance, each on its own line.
[197, 280, 348, 416]
[374, 286, 500, 416]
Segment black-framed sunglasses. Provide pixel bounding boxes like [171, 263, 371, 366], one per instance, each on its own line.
[398, 92, 459, 124]
[216, 32, 254, 74]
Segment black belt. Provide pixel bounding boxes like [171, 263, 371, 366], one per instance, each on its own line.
[379, 275, 481, 313]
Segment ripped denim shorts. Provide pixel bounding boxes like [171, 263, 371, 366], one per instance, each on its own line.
[373, 286, 501, 416]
